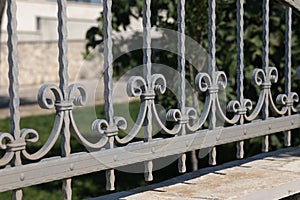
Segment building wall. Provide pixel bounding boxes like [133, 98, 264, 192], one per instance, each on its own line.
[0, 0, 103, 88]
[1, 0, 102, 42]
[0, 40, 103, 87]
[0, 0, 153, 88]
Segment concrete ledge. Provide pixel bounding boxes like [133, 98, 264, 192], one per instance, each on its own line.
[91, 147, 300, 200]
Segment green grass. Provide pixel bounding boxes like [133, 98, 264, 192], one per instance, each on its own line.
[0, 101, 299, 199]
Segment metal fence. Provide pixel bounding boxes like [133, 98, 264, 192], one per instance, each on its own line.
[1, 0, 300, 199]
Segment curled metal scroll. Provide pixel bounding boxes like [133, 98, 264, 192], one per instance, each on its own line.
[186, 73, 212, 131]
[1, 64, 299, 167]
[0, 82, 96, 165]
[114, 73, 184, 144]
[0, 132, 15, 166]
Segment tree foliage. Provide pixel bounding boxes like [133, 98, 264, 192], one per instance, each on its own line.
[85, 0, 300, 113]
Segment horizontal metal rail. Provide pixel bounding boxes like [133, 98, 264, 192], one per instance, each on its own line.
[0, 114, 299, 192]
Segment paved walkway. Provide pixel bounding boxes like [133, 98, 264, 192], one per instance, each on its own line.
[93, 147, 300, 200]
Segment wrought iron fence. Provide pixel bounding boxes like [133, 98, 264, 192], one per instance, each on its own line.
[0, 0, 300, 199]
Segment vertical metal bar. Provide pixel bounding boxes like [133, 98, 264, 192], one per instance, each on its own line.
[7, 0, 20, 139]
[103, 0, 115, 191]
[57, 0, 72, 199]
[58, 0, 69, 97]
[208, 0, 217, 165]
[143, 0, 153, 181]
[177, 0, 187, 173]
[284, 6, 292, 147]
[208, 0, 216, 80]
[104, 0, 114, 126]
[236, 0, 244, 159]
[143, 0, 152, 87]
[262, 0, 269, 153]
[7, 0, 22, 199]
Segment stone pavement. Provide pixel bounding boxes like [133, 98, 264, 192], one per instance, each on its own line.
[92, 147, 300, 200]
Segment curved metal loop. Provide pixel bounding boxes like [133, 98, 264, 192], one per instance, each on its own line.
[152, 103, 181, 135]
[185, 107, 198, 122]
[267, 67, 278, 83]
[0, 151, 14, 167]
[166, 109, 181, 122]
[195, 72, 212, 92]
[244, 90, 267, 121]
[186, 94, 212, 132]
[227, 100, 241, 113]
[251, 68, 266, 86]
[227, 99, 253, 114]
[151, 74, 167, 94]
[291, 92, 299, 113]
[216, 96, 240, 124]
[21, 113, 64, 160]
[269, 89, 288, 115]
[291, 92, 299, 103]
[114, 117, 128, 131]
[20, 128, 39, 143]
[92, 119, 109, 135]
[276, 94, 288, 105]
[70, 113, 108, 150]
[242, 99, 253, 111]
[115, 101, 148, 144]
[0, 132, 15, 150]
[127, 76, 147, 97]
[277, 93, 300, 113]
[38, 84, 64, 109]
[215, 71, 227, 90]
[67, 84, 88, 106]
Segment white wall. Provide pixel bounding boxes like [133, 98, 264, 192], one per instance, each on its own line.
[1, 0, 102, 42]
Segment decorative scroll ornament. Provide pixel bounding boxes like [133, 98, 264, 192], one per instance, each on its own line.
[0, 132, 15, 166]
[1, 63, 298, 167]
[250, 66, 295, 117]
[276, 93, 299, 113]
[0, 82, 92, 166]
[22, 83, 90, 160]
[114, 73, 185, 143]
[187, 71, 235, 131]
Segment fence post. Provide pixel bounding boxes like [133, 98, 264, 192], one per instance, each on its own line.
[7, 0, 23, 199]
[143, 0, 154, 182]
[177, 0, 187, 173]
[208, 0, 217, 166]
[262, 0, 270, 153]
[57, 0, 72, 199]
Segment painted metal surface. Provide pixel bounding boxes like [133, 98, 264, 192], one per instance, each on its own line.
[0, 0, 299, 199]
[0, 115, 299, 193]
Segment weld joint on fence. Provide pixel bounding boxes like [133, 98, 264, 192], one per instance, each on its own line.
[177, 116, 189, 124]
[55, 100, 73, 111]
[208, 86, 219, 94]
[104, 126, 119, 137]
[260, 82, 272, 89]
[237, 108, 247, 115]
[7, 140, 26, 152]
[141, 91, 156, 100]
[286, 101, 294, 107]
